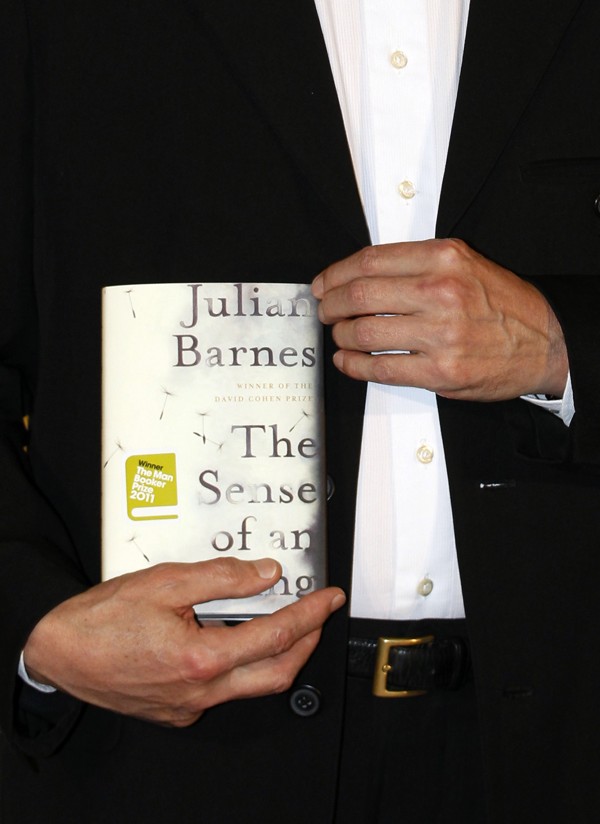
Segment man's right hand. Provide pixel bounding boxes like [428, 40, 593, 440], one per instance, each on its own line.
[22, 558, 345, 727]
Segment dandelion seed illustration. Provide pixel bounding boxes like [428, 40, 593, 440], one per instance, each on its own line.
[289, 410, 310, 432]
[193, 412, 223, 448]
[159, 387, 175, 420]
[127, 535, 149, 563]
[196, 412, 208, 444]
[125, 289, 136, 319]
[103, 440, 125, 468]
[193, 431, 223, 448]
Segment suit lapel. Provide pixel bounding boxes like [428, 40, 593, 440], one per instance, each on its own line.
[184, 0, 368, 588]
[192, 0, 370, 247]
[437, 0, 584, 237]
[192, 1, 585, 248]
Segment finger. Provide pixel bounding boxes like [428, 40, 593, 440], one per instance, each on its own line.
[198, 628, 325, 707]
[332, 314, 429, 354]
[317, 276, 423, 326]
[312, 241, 437, 298]
[141, 557, 284, 610]
[195, 586, 345, 674]
[332, 349, 447, 392]
[146, 591, 344, 720]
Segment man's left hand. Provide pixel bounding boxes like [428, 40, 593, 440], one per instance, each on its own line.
[312, 238, 568, 401]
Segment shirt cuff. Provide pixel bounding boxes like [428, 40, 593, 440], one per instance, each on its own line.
[521, 371, 574, 426]
[18, 651, 57, 694]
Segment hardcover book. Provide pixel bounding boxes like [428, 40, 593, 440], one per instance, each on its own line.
[101, 282, 326, 618]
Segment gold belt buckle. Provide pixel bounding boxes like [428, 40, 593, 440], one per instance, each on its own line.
[372, 635, 435, 697]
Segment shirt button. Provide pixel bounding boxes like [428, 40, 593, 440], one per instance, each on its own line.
[417, 578, 434, 597]
[416, 444, 434, 464]
[390, 50, 408, 69]
[398, 180, 416, 199]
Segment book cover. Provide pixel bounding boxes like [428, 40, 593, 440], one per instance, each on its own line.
[101, 282, 326, 618]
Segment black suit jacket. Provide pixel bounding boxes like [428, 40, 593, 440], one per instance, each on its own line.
[1, 1, 600, 822]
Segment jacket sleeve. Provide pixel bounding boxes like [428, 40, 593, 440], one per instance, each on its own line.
[0, 0, 87, 757]
[519, 275, 600, 470]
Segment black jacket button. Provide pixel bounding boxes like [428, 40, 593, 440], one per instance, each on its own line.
[289, 685, 321, 717]
[594, 194, 600, 216]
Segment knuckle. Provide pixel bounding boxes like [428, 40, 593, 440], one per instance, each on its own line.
[357, 245, 383, 276]
[346, 277, 371, 312]
[354, 316, 378, 347]
[181, 645, 225, 683]
[423, 239, 474, 302]
[202, 556, 247, 586]
[370, 356, 398, 384]
[269, 667, 296, 695]
[436, 353, 471, 390]
[434, 237, 468, 269]
[168, 710, 202, 729]
[269, 624, 295, 657]
[425, 272, 472, 313]
[437, 320, 464, 349]
[438, 272, 465, 302]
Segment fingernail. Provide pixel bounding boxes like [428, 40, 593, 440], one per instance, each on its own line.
[332, 351, 345, 371]
[331, 592, 346, 611]
[312, 274, 323, 298]
[254, 558, 280, 579]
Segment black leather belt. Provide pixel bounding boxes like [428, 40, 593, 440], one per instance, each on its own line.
[348, 634, 471, 697]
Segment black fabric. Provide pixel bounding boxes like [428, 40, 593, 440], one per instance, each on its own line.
[336, 620, 486, 824]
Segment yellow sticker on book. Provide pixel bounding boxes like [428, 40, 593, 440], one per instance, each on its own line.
[126, 453, 178, 520]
